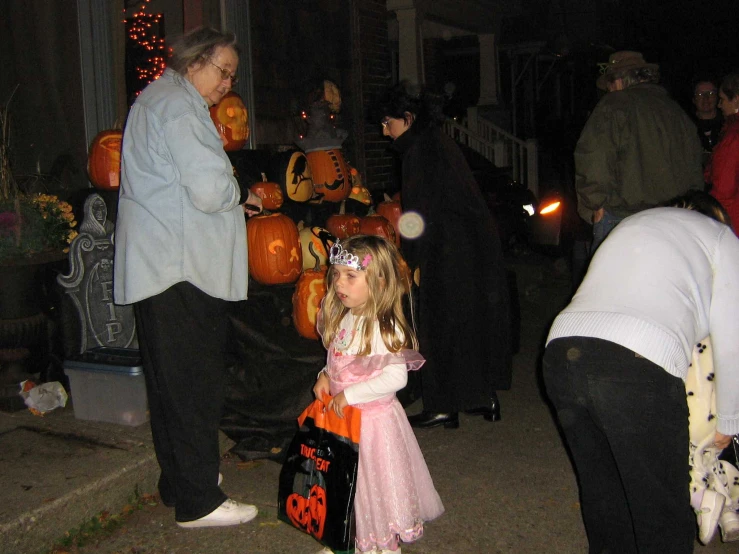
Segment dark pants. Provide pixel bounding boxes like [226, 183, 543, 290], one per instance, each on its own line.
[134, 282, 229, 522]
[543, 337, 695, 554]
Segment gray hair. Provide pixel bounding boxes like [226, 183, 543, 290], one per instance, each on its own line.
[607, 66, 660, 89]
[168, 27, 239, 76]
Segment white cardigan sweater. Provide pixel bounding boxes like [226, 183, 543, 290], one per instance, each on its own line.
[547, 208, 739, 435]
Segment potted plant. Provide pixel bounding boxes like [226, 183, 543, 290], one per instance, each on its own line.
[0, 90, 78, 354]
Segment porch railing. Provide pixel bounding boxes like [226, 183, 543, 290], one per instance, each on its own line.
[442, 108, 538, 199]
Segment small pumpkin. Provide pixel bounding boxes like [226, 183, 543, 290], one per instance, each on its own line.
[375, 193, 402, 246]
[88, 129, 123, 191]
[247, 213, 303, 285]
[292, 244, 328, 340]
[250, 173, 284, 211]
[359, 214, 396, 244]
[286, 483, 327, 539]
[306, 149, 351, 202]
[209, 91, 249, 151]
[326, 201, 360, 239]
[270, 149, 314, 203]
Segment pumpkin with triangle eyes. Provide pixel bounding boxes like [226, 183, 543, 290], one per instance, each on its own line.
[286, 484, 327, 539]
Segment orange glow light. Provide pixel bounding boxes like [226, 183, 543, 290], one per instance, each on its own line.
[539, 201, 561, 215]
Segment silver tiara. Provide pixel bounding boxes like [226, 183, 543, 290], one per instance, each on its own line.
[329, 241, 371, 270]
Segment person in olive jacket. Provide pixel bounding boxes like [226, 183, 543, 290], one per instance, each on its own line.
[373, 83, 512, 429]
[575, 51, 703, 252]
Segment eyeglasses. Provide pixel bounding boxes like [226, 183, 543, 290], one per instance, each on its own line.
[696, 90, 717, 98]
[381, 119, 391, 128]
[209, 60, 238, 85]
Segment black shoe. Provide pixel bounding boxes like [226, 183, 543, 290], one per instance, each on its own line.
[465, 393, 501, 422]
[408, 411, 459, 429]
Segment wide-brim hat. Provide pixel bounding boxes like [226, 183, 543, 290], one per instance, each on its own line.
[596, 51, 659, 90]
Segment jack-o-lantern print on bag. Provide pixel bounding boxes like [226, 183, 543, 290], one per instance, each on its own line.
[278, 394, 360, 554]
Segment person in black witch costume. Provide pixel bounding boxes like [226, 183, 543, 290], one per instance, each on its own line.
[372, 82, 512, 429]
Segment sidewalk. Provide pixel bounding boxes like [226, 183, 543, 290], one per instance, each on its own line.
[2, 253, 737, 554]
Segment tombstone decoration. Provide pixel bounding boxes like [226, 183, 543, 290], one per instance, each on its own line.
[57, 193, 137, 353]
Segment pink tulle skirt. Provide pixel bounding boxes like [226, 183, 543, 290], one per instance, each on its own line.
[327, 349, 444, 552]
[353, 397, 445, 552]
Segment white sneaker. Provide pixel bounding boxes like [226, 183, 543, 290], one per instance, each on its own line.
[720, 509, 739, 542]
[697, 490, 725, 544]
[176, 498, 258, 528]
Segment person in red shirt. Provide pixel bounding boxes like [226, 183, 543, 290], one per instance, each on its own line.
[706, 72, 739, 233]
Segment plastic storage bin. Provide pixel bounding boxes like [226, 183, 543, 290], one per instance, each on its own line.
[63, 347, 149, 426]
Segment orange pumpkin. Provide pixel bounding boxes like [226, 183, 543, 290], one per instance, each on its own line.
[286, 484, 327, 539]
[247, 213, 302, 284]
[88, 129, 122, 191]
[326, 213, 360, 239]
[250, 173, 284, 211]
[359, 214, 396, 244]
[292, 245, 328, 340]
[375, 193, 402, 246]
[298, 223, 335, 269]
[306, 149, 350, 202]
[271, 149, 314, 203]
[209, 91, 249, 151]
[398, 254, 412, 293]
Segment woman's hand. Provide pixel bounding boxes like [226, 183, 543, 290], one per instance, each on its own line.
[242, 190, 263, 217]
[328, 391, 348, 418]
[714, 431, 734, 450]
[313, 372, 330, 400]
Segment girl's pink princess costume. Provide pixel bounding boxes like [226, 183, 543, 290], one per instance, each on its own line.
[324, 312, 444, 552]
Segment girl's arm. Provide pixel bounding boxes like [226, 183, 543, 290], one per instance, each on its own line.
[342, 363, 407, 405]
[313, 368, 330, 400]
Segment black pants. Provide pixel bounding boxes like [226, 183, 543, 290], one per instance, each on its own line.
[543, 337, 695, 554]
[134, 282, 229, 522]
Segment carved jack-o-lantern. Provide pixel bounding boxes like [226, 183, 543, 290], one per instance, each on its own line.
[359, 214, 397, 244]
[326, 205, 360, 239]
[286, 484, 327, 539]
[307, 149, 350, 202]
[376, 194, 403, 246]
[88, 129, 122, 191]
[209, 91, 249, 151]
[292, 251, 328, 340]
[298, 224, 335, 270]
[246, 213, 302, 284]
[250, 173, 284, 211]
[271, 150, 314, 203]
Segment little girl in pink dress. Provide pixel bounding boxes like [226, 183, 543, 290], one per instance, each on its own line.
[314, 236, 444, 554]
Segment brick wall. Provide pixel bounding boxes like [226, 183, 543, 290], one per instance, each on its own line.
[249, 0, 396, 194]
[353, 0, 397, 194]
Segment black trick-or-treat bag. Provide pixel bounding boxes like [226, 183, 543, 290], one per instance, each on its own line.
[278, 394, 361, 554]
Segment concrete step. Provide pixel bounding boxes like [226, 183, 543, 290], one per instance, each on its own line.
[0, 403, 232, 553]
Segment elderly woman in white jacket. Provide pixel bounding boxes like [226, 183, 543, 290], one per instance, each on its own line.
[114, 27, 261, 529]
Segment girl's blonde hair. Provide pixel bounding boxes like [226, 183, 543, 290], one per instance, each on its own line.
[319, 235, 417, 355]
